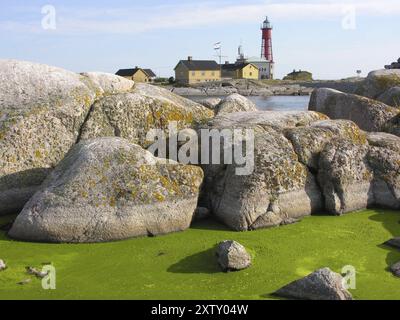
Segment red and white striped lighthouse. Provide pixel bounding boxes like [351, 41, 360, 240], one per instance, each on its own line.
[261, 16, 273, 62]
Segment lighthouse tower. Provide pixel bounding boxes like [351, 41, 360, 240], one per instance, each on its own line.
[239, 16, 275, 80]
[258, 16, 274, 79]
[261, 16, 273, 62]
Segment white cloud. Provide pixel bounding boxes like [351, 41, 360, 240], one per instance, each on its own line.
[1, 0, 400, 35]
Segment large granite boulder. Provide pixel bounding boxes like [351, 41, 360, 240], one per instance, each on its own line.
[285, 120, 366, 170]
[79, 83, 213, 148]
[214, 94, 258, 115]
[198, 111, 400, 230]
[285, 120, 373, 215]
[199, 111, 327, 231]
[318, 138, 373, 215]
[9, 138, 204, 243]
[207, 126, 323, 231]
[287, 123, 400, 215]
[0, 60, 100, 215]
[356, 69, 400, 99]
[309, 88, 399, 134]
[275, 268, 353, 300]
[0, 60, 213, 216]
[366, 132, 400, 209]
[377, 86, 400, 108]
[286, 120, 372, 214]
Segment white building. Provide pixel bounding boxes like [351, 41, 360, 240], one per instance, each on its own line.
[236, 53, 274, 80]
[245, 57, 274, 80]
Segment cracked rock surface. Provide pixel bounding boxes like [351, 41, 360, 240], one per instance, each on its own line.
[309, 88, 400, 134]
[199, 111, 400, 230]
[79, 83, 213, 148]
[0, 60, 135, 215]
[2, 61, 400, 241]
[199, 111, 326, 231]
[9, 137, 204, 243]
[0, 61, 211, 215]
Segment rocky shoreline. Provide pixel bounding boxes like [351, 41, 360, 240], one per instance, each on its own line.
[0, 60, 399, 244]
[1, 59, 400, 300]
[166, 78, 364, 97]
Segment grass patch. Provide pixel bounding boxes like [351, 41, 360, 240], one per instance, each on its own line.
[0, 210, 399, 300]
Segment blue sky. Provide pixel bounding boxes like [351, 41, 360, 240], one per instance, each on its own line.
[0, 0, 399, 79]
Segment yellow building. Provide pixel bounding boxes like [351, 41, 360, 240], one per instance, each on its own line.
[116, 67, 156, 83]
[174, 57, 221, 85]
[221, 63, 259, 80]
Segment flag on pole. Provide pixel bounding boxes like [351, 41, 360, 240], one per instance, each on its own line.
[214, 42, 221, 50]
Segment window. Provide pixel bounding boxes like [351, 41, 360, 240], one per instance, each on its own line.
[250, 72, 252, 76]
[201, 71, 206, 76]
[192, 71, 196, 76]
[211, 72, 215, 76]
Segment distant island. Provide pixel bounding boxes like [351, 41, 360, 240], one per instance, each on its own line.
[283, 70, 313, 81]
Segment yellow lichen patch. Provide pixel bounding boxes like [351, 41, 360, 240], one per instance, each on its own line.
[103, 159, 112, 170]
[363, 170, 373, 181]
[146, 113, 156, 128]
[342, 124, 368, 145]
[154, 193, 166, 202]
[316, 112, 330, 120]
[159, 175, 181, 195]
[88, 180, 97, 188]
[109, 197, 117, 207]
[153, 102, 196, 127]
[80, 190, 89, 199]
[69, 87, 94, 109]
[130, 189, 138, 199]
[34, 150, 43, 159]
[100, 175, 108, 184]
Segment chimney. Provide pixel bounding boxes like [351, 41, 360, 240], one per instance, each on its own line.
[188, 56, 193, 61]
[225, 61, 229, 65]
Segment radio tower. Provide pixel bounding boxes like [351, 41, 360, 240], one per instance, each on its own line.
[261, 16, 273, 62]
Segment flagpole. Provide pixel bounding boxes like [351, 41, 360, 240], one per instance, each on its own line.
[214, 42, 224, 82]
[214, 42, 222, 64]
